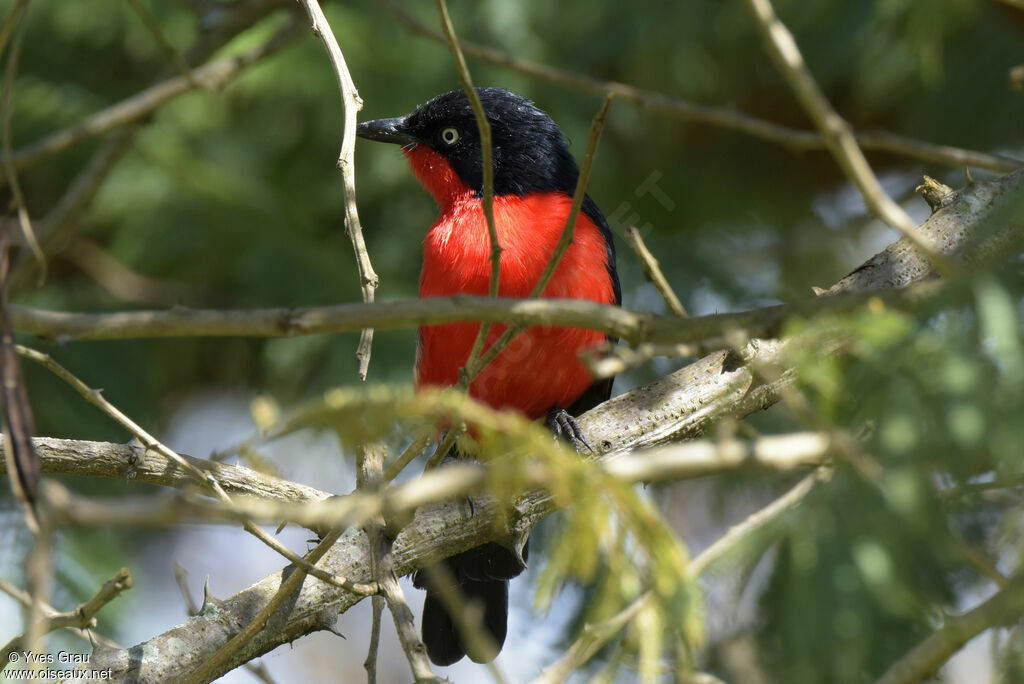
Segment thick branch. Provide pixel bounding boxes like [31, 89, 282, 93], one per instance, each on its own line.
[0, 435, 332, 504]
[63, 428, 827, 682]
[31, 432, 832, 531]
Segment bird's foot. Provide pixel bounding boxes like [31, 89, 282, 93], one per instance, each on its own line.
[546, 408, 592, 453]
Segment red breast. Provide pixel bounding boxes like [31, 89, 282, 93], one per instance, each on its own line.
[408, 145, 616, 418]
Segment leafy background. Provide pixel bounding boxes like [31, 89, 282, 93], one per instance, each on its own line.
[1, 0, 1023, 681]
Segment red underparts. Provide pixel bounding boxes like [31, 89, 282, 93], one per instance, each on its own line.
[407, 145, 616, 419]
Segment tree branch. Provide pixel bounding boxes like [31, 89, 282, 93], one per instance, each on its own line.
[376, 0, 1021, 174]
[0, 435, 332, 505]
[0, 576, 119, 650]
[743, 0, 951, 273]
[875, 573, 1024, 684]
[0, 568, 132, 673]
[10, 166, 1022, 347]
[9, 285, 936, 344]
[60, 428, 828, 681]
[624, 226, 688, 318]
[0, 19, 302, 173]
[32, 431, 832, 532]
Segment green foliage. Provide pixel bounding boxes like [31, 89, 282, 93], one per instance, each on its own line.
[760, 269, 1024, 681]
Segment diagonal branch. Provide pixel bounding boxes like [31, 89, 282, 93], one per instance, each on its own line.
[60, 428, 827, 682]
[1, 20, 303, 174]
[377, 0, 1021, 174]
[743, 0, 952, 274]
[875, 572, 1024, 684]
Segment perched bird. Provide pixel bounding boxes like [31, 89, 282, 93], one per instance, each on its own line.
[357, 87, 620, 665]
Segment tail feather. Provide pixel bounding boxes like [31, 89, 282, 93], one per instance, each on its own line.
[417, 542, 524, 665]
[421, 588, 467, 666]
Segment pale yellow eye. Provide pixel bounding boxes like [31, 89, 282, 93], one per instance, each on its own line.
[440, 127, 459, 145]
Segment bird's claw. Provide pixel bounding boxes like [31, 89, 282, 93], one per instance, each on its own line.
[546, 408, 592, 453]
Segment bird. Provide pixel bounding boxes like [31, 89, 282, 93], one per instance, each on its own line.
[357, 87, 620, 666]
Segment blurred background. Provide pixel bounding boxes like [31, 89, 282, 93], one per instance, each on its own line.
[1, 0, 1023, 681]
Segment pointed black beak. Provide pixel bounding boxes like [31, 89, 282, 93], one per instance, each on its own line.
[356, 117, 416, 145]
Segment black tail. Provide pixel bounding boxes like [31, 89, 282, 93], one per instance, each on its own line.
[414, 378, 609, 665]
[414, 541, 527, 665]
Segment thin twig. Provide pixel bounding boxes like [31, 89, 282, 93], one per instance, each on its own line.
[383, 432, 433, 483]
[356, 443, 387, 684]
[355, 447, 390, 684]
[0, 0, 28, 60]
[378, 0, 1021, 173]
[0, 576, 119, 649]
[531, 95, 614, 299]
[10, 125, 140, 293]
[0, 21, 303, 174]
[533, 593, 652, 684]
[125, 0, 200, 87]
[364, 595, 384, 684]
[1, 567, 131, 673]
[624, 226, 687, 317]
[687, 468, 829, 578]
[743, 0, 953, 275]
[875, 572, 1024, 684]
[295, 0, 379, 380]
[172, 563, 200, 616]
[0, 232, 38, 531]
[360, 443, 441, 683]
[0, 0, 46, 281]
[20, 511, 53, 674]
[65, 236, 205, 306]
[434, 0, 501, 389]
[181, 529, 345, 684]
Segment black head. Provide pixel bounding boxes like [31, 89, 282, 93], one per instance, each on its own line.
[357, 87, 580, 197]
